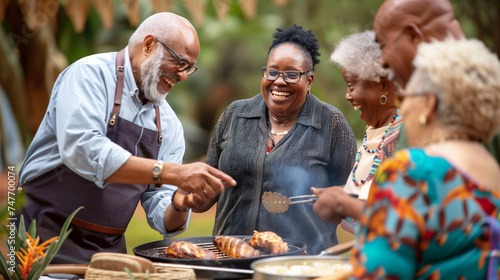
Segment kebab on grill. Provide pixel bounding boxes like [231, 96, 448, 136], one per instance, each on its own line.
[248, 230, 289, 254]
[213, 236, 261, 258]
[165, 241, 217, 259]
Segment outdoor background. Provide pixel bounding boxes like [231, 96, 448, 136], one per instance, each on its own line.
[1, 0, 498, 255]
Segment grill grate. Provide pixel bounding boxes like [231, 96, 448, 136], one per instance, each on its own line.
[140, 241, 231, 260]
[140, 238, 298, 260]
[197, 242, 230, 259]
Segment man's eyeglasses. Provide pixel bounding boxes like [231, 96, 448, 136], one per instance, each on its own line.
[156, 38, 197, 75]
[262, 67, 312, 84]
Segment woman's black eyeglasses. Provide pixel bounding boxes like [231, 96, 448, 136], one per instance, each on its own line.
[156, 38, 197, 75]
[262, 67, 312, 84]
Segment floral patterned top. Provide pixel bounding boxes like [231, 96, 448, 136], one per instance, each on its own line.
[351, 148, 500, 280]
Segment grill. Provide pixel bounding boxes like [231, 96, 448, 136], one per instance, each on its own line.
[136, 236, 304, 261]
[134, 235, 306, 266]
[133, 235, 307, 279]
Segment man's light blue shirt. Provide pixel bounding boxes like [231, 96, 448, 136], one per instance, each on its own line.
[18, 47, 191, 236]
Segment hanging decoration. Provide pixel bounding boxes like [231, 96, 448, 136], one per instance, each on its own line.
[10, 0, 60, 31]
[121, 0, 140, 27]
[4, 0, 291, 33]
[0, 0, 9, 21]
[150, 0, 175, 13]
[213, 0, 230, 21]
[62, 0, 90, 33]
[92, 0, 114, 29]
[16, 0, 37, 30]
[183, 0, 207, 26]
[272, 0, 288, 6]
[238, 0, 257, 20]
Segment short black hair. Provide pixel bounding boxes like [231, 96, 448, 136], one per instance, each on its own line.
[267, 24, 320, 71]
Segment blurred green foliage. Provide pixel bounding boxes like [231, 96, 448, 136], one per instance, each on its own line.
[54, 0, 389, 162]
[38, 0, 498, 162]
[1, 0, 497, 164]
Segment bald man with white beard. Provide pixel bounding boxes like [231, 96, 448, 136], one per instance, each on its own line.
[16, 12, 235, 263]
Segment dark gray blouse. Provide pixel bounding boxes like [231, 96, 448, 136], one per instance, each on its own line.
[205, 94, 357, 254]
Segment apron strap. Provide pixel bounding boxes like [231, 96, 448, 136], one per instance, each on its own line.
[109, 48, 126, 127]
[155, 106, 162, 143]
[110, 48, 162, 143]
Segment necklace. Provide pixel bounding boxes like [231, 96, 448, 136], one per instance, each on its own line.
[351, 110, 400, 186]
[271, 129, 288, 136]
[267, 118, 292, 148]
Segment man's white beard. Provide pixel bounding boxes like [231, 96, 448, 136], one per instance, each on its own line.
[140, 48, 178, 103]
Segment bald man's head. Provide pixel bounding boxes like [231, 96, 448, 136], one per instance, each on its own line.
[374, 0, 465, 88]
[129, 13, 198, 47]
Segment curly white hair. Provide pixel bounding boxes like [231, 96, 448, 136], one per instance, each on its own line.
[330, 30, 388, 82]
[409, 37, 500, 143]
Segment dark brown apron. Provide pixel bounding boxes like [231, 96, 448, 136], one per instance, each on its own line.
[17, 49, 163, 263]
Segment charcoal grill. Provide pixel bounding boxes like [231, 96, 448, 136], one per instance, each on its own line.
[133, 235, 307, 279]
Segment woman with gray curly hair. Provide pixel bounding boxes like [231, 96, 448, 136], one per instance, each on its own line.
[350, 38, 500, 279]
[313, 31, 402, 232]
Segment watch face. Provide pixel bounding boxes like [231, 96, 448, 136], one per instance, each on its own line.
[153, 166, 161, 175]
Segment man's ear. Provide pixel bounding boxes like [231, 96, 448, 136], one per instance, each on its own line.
[405, 23, 424, 47]
[142, 35, 156, 55]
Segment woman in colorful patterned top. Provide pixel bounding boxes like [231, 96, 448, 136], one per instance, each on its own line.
[312, 31, 402, 232]
[351, 38, 500, 279]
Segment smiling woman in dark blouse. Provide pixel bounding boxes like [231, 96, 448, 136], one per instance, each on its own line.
[192, 25, 357, 254]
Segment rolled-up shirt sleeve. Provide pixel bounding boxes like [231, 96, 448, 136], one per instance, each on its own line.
[141, 185, 192, 236]
[55, 58, 131, 187]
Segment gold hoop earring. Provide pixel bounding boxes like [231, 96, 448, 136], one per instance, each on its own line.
[419, 116, 427, 126]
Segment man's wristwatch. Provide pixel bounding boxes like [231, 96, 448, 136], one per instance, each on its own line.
[152, 160, 164, 187]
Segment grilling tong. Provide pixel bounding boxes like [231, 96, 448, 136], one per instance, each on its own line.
[262, 191, 358, 213]
[262, 191, 317, 213]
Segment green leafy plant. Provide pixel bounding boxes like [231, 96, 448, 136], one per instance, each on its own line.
[0, 206, 83, 280]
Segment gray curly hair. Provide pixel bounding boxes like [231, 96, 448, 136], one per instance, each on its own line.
[330, 30, 388, 82]
[409, 37, 500, 143]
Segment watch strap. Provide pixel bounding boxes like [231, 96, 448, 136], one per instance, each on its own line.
[152, 160, 164, 187]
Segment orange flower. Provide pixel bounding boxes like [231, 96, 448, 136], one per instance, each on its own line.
[15, 233, 59, 279]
